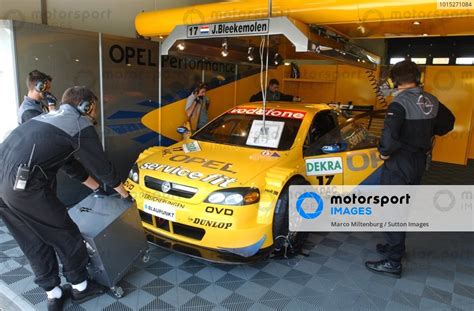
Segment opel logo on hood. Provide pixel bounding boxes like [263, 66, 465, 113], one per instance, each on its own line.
[161, 181, 171, 193]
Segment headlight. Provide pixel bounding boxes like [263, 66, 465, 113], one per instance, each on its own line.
[128, 163, 139, 183]
[205, 188, 260, 206]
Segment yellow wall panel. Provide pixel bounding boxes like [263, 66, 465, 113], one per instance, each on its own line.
[335, 65, 378, 107]
[424, 67, 474, 165]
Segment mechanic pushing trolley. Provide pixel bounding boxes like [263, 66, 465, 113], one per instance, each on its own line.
[0, 86, 131, 311]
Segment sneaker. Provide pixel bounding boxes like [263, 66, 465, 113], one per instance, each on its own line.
[365, 259, 402, 278]
[47, 285, 71, 311]
[71, 280, 108, 305]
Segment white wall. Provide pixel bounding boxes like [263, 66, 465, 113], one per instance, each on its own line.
[0, 0, 217, 37]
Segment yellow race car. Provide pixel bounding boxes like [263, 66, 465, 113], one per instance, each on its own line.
[126, 102, 384, 263]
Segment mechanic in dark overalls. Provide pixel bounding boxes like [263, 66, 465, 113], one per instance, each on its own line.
[18, 70, 57, 124]
[0, 87, 131, 311]
[365, 60, 455, 277]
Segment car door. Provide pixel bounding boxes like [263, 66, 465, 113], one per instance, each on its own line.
[303, 110, 383, 185]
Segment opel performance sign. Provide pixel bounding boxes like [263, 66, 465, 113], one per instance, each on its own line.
[289, 186, 474, 232]
[187, 20, 269, 38]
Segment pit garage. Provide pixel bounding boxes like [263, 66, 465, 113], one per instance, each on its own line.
[0, 1, 473, 310]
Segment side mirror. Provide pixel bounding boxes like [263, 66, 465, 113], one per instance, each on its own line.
[177, 126, 190, 135]
[321, 142, 347, 154]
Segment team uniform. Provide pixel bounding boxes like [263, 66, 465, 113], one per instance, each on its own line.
[18, 96, 49, 124]
[378, 87, 455, 265]
[0, 104, 121, 291]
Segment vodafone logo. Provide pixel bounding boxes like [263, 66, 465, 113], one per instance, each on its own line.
[228, 107, 306, 119]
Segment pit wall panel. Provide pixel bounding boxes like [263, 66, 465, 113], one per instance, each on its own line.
[424, 66, 474, 165]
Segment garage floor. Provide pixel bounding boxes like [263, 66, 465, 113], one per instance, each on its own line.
[0, 161, 473, 311]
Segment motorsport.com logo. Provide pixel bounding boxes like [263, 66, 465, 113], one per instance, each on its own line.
[296, 192, 411, 219]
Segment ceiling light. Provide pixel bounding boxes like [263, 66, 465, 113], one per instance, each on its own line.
[221, 40, 229, 57]
[177, 42, 186, 51]
[422, 33, 429, 36]
[274, 53, 281, 65]
[413, 21, 421, 25]
[319, 45, 333, 51]
[247, 47, 255, 61]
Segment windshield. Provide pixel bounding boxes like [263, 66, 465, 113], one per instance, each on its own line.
[192, 107, 305, 150]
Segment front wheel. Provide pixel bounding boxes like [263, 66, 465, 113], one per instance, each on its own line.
[272, 178, 309, 256]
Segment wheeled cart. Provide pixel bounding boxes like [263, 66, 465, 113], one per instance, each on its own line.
[69, 194, 149, 298]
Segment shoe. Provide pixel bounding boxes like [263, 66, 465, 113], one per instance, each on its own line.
[71, 280, 108, 305]
[47, 285, 71, 311]
[376, 243, 390, 254]
[47, 296, 65, 311]
[365, 259, 402, 278]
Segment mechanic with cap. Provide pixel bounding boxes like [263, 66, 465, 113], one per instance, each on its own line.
[365, 60, 455, 278]
[0, 86, 131, 310]
[18, 70, 58, 124]
[249, 79, 301, 102]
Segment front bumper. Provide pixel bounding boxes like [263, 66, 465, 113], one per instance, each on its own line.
[128, 180, 274, 259]
[144, 228, 273, 264]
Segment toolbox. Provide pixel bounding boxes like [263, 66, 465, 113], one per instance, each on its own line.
[69, 194, 149, 298]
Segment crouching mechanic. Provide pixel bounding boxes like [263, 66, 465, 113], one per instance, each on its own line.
[0, 86, 131, 310]
[365, 60, 455, 277]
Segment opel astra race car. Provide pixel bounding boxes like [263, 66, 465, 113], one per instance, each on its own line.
[126, 102, 384, 263]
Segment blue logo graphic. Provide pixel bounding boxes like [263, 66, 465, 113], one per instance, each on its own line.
[296, 192, 324, 219]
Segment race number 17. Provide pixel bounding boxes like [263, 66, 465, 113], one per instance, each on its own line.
[188, 26, 198, 36]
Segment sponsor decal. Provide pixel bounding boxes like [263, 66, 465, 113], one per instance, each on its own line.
[162, 147, 183, 156]
[187, 19, 269, 38]
[183, 141, 201, 153]
[140, 193, 185, 209]
[346, 150, 382, 171]
[306, 157, 343, 176]
[205, 206, 234, 216]
[189, 217, 232, 229]
[168, 155, 236, 174]
[140, 162, 237, 188]
[124, 180, 135, 191]
[261, 150, 281, 157]
[144, 200, 176, 221]
[228, 107, 306, 119]
[264, 189, 279, 196]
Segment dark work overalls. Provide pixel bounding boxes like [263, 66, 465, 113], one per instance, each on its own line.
[378, 87, 455, 265]
[0, 104, 121, 291]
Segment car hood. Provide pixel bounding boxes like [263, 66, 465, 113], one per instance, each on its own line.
[138, 140, 288, 190]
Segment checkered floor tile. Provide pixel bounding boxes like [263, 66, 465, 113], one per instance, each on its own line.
[0, 161, 473, 310]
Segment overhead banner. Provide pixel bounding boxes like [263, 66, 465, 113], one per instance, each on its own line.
[187, 19, 269, 38]
[289, 185, 474, 232]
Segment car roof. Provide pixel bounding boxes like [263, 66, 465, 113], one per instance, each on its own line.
[235, 101, 332, 116]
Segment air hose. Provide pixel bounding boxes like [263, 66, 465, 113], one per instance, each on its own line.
[366, 70, 388, 108]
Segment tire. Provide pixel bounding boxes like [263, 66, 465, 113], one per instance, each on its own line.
[272, 177, 309, 254]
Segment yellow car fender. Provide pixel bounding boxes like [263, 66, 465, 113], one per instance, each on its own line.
[258, 166, 306, 225]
